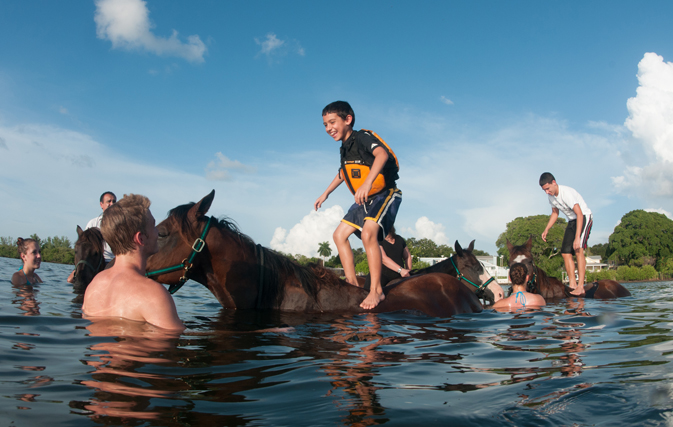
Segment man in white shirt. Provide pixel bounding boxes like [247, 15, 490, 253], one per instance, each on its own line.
[86, 192, 117, 262]
[540, 173, 593, 296]
[67, 191, 117, 283]
[540, 172, 593, 296]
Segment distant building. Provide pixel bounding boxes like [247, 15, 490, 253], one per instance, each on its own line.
[585, 255, 608, 272]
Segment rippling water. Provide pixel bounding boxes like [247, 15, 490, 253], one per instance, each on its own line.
[1, 257, 673, 426]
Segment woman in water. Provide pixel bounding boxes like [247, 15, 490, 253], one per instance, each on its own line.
[11, 238, 43, 285]
[493, 262, 545, 311]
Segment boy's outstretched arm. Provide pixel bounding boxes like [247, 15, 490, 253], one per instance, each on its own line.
[541, 208, 559, 242]
[315, 172, 344, 210]
[354, 147, 389, 205]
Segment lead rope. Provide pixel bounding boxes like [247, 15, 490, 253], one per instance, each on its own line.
[256, 244, 264, 309]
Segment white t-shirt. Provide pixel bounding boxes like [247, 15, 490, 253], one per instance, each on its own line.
[547, 184, 591, 221]
[86, 213, 114, 261]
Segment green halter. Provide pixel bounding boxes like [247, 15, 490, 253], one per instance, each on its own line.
[146, 216, 214, 294]
[450, 256, 495, 291]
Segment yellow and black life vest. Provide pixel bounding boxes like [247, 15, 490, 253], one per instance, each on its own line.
[340, 129, 399, 196]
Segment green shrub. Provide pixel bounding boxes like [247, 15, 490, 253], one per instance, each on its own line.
[616, 265, 658, 281]
[586, 270, 617, 281]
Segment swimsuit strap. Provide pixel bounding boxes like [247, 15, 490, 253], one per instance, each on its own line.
[515, 291, 526, 307]
[19, 267, 32, 285]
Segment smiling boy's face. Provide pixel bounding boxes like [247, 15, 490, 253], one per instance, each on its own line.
[323, 112, 353, 142]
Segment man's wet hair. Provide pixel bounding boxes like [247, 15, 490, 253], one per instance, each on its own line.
[100, 191, 117, 203]
[509, 262, 528, 286]
[322, 101, 355, 127]
[539, 172, 555, 187]
[101, 194, 151, 256]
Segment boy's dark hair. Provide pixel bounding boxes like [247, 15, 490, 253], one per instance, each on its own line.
[322, 101, 355, 127]
[509, 262, 528, 286]
[539, 172, 555, 187]
[100, 191, 117, 203]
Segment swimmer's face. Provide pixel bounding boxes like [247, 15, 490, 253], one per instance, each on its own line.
[100, 193, 117, 211]
[21, 241, 41, 269]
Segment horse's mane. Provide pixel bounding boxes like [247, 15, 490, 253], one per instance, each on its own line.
[169, 203, 342, 308]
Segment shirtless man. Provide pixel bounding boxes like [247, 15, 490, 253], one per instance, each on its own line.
[82, 194, 185, 331]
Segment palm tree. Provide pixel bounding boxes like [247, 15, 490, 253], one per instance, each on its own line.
[318, 241, 332, 264]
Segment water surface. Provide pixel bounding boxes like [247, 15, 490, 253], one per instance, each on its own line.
[1, 257, 672, 426]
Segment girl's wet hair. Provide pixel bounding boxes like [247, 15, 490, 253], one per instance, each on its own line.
[16, 237, 38, 257]
[509, 262, 528, 286]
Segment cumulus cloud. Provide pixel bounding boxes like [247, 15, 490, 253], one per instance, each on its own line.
[205, 152, 256, 181]
[255, 33, 305, 62]
[440, 96, 454, 105]
[400, 217, 449, 245]
[94, 0, 207, 63]
[270, 206, 343, 257]
[614, 52, 673, 198]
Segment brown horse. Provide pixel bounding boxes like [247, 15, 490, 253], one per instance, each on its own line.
[72, 225, 106, 293]
[506, 237, 631, 299]
[145, 191, 483, 317]
[409, 240, 505, 305]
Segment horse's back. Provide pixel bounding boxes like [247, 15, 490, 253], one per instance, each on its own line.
[591, 280, 632, 299]
[379, 273, 483, 317]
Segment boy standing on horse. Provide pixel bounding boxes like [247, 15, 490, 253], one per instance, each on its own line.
[539, 172, 593, 297]
[82, 194, 185, 331]
[493, 262, 546, 311]
[315, 101, 402, 310]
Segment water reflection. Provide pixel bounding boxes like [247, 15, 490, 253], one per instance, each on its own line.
[12, 283, 40, 316]
[78, 319, 183, 422]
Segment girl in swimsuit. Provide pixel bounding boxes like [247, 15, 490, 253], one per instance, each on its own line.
[11, 238, 43, 285]
[493, 262, 546, 312]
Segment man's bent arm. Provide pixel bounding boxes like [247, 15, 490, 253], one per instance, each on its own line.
[572, 204, 584, 250]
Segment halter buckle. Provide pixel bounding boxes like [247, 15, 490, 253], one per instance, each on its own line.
[192, 237, 205, 253]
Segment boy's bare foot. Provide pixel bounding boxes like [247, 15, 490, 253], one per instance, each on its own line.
[569, 285, 585, 297]
[360, 290, 385, 310]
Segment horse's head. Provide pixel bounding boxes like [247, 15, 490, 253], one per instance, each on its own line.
[506, 236, 538, 292]
[146, 190, 216, 286]
[72, 225, 105, 291]
[454, 240, 504, 304]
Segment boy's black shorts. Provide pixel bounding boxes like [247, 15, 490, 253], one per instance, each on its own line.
[341, 188, 402, 241]
[561, 214, 593, 255]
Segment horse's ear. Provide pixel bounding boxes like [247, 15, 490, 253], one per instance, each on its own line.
[190, 190, 215, 220]
[525, 236, 533, 250]
[506, 240, 513, 251]
[77, 225, 84, 237]
[455, 240, 463, 257]
[468, 240, 475, 252]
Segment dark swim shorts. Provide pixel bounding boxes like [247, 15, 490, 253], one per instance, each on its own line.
[561, 214, 593, 254]
[341, 188, 402, 241]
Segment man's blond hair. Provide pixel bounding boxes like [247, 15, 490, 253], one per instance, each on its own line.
[101, 194, 151, 256]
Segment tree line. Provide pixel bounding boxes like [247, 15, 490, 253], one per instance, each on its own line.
[0, 235, 75, 264]
[496, 209, 673, 281]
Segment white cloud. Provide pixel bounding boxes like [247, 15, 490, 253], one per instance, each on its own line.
[440, 96, 454, 105]
[269, 206, 343, 257]
[400, 217, 449, 245]
[94, 0, 207, 63]
[614, 52, 673, 199]
[255, 33, 304, 62]
[205, 152, 256, 181]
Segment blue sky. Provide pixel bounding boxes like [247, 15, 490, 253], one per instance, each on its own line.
[2, 0, 673, 257]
